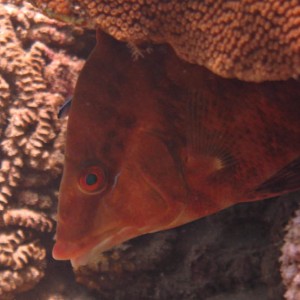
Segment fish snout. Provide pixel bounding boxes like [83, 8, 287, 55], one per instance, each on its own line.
[52, 239, 83, 260]
[52, 226, 143, 267]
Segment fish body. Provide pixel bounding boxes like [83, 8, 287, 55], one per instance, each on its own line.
[53, 30, 300, 267]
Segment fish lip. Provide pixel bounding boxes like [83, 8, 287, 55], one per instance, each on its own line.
[52, 237, 101, 262]
[70, 236, 115, 269]
[53, 226, 140, 269]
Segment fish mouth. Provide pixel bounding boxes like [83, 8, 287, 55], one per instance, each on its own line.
[52, 226, 140, 268]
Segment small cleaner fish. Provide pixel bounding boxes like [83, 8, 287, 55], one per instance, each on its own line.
[53, 30, 300, 267]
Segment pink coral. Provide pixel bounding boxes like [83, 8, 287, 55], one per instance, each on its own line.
[281, 203, 300, 300]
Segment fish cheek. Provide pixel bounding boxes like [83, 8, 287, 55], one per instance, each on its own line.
[106, 168, 169, 228]
[57, 172, 99, 241]
[124, 132, 187, 228]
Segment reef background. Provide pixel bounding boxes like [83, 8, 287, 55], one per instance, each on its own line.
[0, 1, 299, 299]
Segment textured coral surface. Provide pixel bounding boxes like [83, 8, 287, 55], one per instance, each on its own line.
[29, 0, 300, 82]
[281, 202, 300, 300]
[0, 1, 90, 298]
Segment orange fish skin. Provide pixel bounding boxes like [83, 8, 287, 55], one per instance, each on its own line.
[53, 30, 300, 266]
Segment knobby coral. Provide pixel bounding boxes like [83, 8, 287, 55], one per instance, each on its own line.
[281, 204, 300, 300]
[29, 0, 300, 82]
[0, 1, 86, 298]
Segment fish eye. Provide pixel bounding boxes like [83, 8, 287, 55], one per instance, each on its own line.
[78, 166, 106, 194]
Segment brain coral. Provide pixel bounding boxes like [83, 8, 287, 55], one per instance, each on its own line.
[29, 0, 300, 82]
[0, 1, 86, 298]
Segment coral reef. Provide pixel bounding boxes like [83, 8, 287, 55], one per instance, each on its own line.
[0, 0, 88, 298]
[0, 1, 298, 300]
[0, 229, 45, 296]
[29, 0, 300, 82]
[281, 203, 300, 300]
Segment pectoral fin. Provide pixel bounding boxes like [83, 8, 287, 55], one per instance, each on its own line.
[185, 89, 238, 188]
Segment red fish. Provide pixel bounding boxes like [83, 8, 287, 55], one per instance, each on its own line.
[53, 30, 300, 267]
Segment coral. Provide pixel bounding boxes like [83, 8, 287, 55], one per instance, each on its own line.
[3, 209, 53, 232]
[0, 229, 46, 300]
[0, 0, 87, 298]
[29, 0, 300, 82]
[280, 203, 300, 300]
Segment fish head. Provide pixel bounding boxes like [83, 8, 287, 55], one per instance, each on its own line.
[52, 31, 188, 266]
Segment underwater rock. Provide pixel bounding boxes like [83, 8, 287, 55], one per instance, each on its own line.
[0, 0, 87, 298]
[75, 193, 300, 300]
[29, 0, 300, 81]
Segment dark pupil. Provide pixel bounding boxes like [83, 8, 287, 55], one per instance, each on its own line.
[86, 173, 98, 185]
